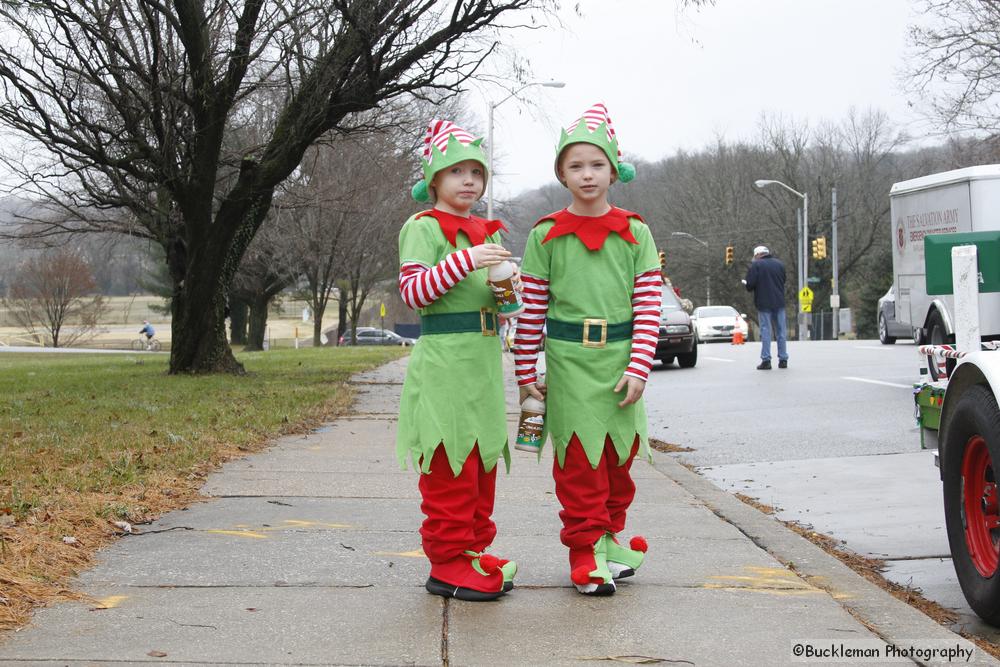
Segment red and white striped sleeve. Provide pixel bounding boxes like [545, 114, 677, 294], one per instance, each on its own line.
[398, 249, 476, 310]
[625, 269, 663, 381]
[513, 273, 549, 387]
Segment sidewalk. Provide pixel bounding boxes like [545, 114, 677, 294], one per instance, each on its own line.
[0, 357, 993, 666]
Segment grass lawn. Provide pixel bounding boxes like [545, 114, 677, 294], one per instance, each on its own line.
[0, 346, 407, 632]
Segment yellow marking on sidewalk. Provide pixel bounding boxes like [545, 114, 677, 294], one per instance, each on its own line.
[92, 595, 128, 609]
[308, 446, 324, 451]
[703, 566, 821, 596]
[374, 549, 426, 558]
[279, 520, 352, 529]
[205, 529, 269, 539]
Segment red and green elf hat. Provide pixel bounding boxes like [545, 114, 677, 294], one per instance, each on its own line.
[554, 103, 636, 184]
[411, 119, 489, 202]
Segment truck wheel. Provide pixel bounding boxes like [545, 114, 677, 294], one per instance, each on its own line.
[878, 314, 896, 345]
[677, 344, 698, 368]
[942, 384, 1000, 626]
[927, 310, 955, 380]
[659, 356, 675, 367]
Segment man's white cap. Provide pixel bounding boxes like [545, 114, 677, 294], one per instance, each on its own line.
[753, 245, 769, 256]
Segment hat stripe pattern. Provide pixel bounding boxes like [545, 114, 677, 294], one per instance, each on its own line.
[422, 119, 476, 165]
[566, 103, 622, 160]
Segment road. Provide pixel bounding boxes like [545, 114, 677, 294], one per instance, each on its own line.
[642, 338, 1000, 642]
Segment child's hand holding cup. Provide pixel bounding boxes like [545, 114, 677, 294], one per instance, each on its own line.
[488, 259, 525, 318]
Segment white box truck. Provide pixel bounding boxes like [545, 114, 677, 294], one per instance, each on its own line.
[891, 165, 1000, 377]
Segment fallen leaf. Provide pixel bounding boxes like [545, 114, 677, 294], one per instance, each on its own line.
[112, 520, 133, 534]
[62, 536, 78, 545]
[147, 650, 168, 658]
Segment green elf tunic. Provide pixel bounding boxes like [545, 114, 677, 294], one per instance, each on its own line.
[396, 210, 511, 477]
[520, 207, 660, 469]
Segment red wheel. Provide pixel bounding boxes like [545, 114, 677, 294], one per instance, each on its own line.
[943, 384, 1000, 625]
[962, 435, 1000, 577]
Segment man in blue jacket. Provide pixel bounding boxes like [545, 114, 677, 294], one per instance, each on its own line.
[744, 246, 788, 370]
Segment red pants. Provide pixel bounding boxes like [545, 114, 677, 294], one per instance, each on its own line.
[553, 434, 640, 551]
[418, 444, 497, 563]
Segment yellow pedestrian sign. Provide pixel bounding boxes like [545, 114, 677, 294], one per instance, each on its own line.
[380, 303, 386, 318]
[799, 287, 814, 313]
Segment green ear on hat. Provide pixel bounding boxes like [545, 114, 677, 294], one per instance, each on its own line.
[617, 162, 636, 184]
[411, 180, 430, 202]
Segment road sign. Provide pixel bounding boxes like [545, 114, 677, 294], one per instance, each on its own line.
[799, 286, 814, 314]
[380, 302, 386, 318]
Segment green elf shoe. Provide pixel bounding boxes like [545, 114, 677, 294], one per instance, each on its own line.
[500, 559, 517, 592]
[570, 534, 615, 596]
[605, 533, 648, 580]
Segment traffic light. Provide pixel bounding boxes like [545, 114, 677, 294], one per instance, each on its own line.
[725, 245, 734, 266]
[811, 236, 828, 260]
[658, 250, 666, 274]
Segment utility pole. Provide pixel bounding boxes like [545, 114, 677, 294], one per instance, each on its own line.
[831, 187, 840, 338]
[797, 208, 805, 341]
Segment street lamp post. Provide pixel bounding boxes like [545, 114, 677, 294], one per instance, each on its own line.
[486, 81, 565, 221]
[754, 179, 809, 341]
[671, 231, 711, 306]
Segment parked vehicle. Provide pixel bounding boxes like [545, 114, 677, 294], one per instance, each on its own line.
[891, 166, 1000, 375]
[655, 282, 697, 368]
[913, 232, 1000, 626]
[334, 327, 416, 346]
[690, 305, 749, 343]
[877, 285, 918, 345]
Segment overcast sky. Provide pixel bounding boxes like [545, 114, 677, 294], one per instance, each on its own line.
[471, 0, 926, 199]
[1, 1, 930, 201]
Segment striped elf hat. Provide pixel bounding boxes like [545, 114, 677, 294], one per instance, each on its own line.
[554, 103, 635, 184]
[411, 119, 488, 202]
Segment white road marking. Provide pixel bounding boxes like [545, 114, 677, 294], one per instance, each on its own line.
[702, 356, 736, 363]
[841, 376, 912, 389]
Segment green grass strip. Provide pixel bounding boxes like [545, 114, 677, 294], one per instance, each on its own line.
[0, 347, 407, 517]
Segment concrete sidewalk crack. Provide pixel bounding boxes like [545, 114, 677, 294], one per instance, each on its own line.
[441, 598, 450, 667]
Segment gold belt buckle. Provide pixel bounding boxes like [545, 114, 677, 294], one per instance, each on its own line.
[480, 308, 497, 336]
[582, 318, 607, 348]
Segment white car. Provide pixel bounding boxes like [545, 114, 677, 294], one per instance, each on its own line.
[691, 306, 749, 342]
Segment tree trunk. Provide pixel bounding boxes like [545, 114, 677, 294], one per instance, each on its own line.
[230, 298, 249, 345]
[246, 297, 269, 351]
[169, 279, 243, 374]
[313, 314, 324, 347]
[337, 297, 348, 345]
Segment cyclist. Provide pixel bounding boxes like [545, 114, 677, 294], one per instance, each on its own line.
[139, 320, 156, 350]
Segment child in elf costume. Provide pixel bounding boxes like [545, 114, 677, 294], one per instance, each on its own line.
[514, 103, 662, 596]
[397, 120, 517, 601]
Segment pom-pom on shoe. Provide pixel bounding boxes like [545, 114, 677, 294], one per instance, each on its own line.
[465, 550, 518, 592]
[568, 535, 615, 596]
[605, 533, 648, 580]
[425, 552, 505, 601]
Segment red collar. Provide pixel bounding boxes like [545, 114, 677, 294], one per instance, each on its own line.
[535, 207, 644, 251]
[417, 209, 507, 247]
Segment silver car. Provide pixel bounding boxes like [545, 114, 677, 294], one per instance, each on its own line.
[877, 285, 919, 345]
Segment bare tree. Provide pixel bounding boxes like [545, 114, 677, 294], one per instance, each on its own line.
[906, 0, 1000, 134]
[0, 0, 548, 374]
[230, 211, 300, 351]
[4, 249, 108, 347]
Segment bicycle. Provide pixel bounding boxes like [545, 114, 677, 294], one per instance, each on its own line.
[131, 337, 162, 352]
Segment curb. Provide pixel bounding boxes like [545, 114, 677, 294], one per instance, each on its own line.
[649, 449, 997, 666]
